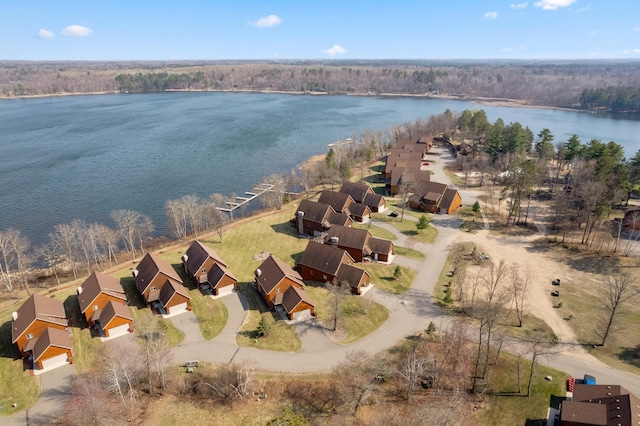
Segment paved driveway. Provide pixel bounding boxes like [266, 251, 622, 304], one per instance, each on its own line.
[5, 363, 76, 426]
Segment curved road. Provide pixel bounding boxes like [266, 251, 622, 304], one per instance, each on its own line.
[8, 147, 640, 425]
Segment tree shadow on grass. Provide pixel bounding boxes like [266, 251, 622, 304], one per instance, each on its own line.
[617, 345, 640, 369]
[119, 277, 147, 310]
[63, 294, 86, 329]
[270, 221, 299, 237]
[0, 321, 21, 360]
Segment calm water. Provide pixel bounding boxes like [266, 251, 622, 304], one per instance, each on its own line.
[1, 92, 639, 245]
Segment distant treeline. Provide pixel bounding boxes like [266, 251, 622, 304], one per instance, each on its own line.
[579, 86, 640, 113]
[2, 60, 640, 111]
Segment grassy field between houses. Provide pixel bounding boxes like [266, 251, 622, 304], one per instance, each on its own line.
[473, 353, 566, 425]
[353, 223, 397, 240]
[393, 246, 425, 259]
[0, 311, 40, 417]
[362, 264, 416, 295]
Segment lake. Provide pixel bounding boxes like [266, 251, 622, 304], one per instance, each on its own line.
[1, 92, 639, 245]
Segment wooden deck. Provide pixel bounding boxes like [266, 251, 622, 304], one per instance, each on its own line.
[217, 183, 276, 214]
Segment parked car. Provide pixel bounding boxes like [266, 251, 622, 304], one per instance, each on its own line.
[551, 290, 560, 297]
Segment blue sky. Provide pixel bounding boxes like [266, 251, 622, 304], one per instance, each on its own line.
[2, 0, 640, 60]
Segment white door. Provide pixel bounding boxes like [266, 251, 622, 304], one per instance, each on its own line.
[40, 353, 69, 370]
[293, 309, 312, 321]
[216, 284, 234, 297]
[168, 302, 188, 315]
[106, 323, 130, 338]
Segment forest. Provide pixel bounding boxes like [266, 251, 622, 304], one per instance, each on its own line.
[2, 59, 640, 111]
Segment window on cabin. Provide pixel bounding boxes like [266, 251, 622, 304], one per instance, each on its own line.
[322, 274, 327, 280]
[201, 269, 206, 274]
[93, 305, 99, 311]
[150, 286, 156, 291]
[26, 333, 34, 339]
[275, 288, 280, 294]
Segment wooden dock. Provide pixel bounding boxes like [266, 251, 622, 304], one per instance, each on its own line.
[217, 183, 276, 216]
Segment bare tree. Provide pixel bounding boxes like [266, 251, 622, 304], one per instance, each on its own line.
[111, 210, 153, 259]
[165, 198, 188, 240]
[600, 269, 640, 346]
[35, 240, 63, 286]
[62, 374, 124, 426]
[99, 339, 142, 421]
[0, 230, 16, 292]
[205, 194, 228, 243]
[50, 223, 79, 279]
[511, 263, 532, 327]
[136, 317, 172, 393]
[397, 348, 428, 401]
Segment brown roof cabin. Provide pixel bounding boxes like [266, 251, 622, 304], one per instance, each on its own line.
[295, 199, 350, 236]
[94, 300, 134, 338]
[325, 225, 395, 263]
[77, 271, 128, 326]
[29, 327, 73, 371]
[328, 211, 354, 227]
[281, 285, 316, 320]
[409, 181, 462, 215]
[560, 384, 640, 426]
[255, 255, 305, 309]
[133, 252, 184, 305]
[12, 293, 69, 355]
[297, 241, 371, 294]
[339, 181, 387, 213]
[158, 280, 191, 315]
[349, 203, 372, 223]
[297, 241, 355, 283]
[318, 190, 355, 215]
[205, 263, 238, 296]
[182, 240, 236, 295]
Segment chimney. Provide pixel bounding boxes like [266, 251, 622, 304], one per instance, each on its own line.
[77, 286, 83, 295]
[181, 254, 188, 262]
[11, 312, 18, 321]
[330, 236, 339, 244]
[297, 211, 304, 217]
[255, 268, 262, 277]
[132, 269, 139, 278]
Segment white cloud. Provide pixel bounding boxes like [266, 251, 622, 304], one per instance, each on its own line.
[250, 14, 282, 28]
[484, 11, 499, 19]
[37, 29, 54, 39]
[62, 25, 93, 37]
[534, 0, 576, 10]
[510, 2, 528, 9]
[323, 44, 347, 56]
[623, 49, 640, 54]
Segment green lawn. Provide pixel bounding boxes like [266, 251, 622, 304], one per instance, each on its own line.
[305, 285, 389, 344]
[236, 309, 301, 352]
[353, 223, 398, 240]
[394, 246, 425, 259]
[0, 310, 40, 417]
[555, 279, 640, 375]
[362, 264, 415, 294]
[387, 220, 438, 244]
[188, 291, 228, 340]
[475, 353, 566, 425]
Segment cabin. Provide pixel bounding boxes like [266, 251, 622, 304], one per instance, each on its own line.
[254, 255, 316, 320]
[30, 327, 73, 371]
[348, 203, 372, 223]
[12, 293, 69, 355]
[281, 285, 316, 321]
[205, 263, 238, 296]
[325, 225, 395, 263]
[297, 241, 371, 294]
[318, 190, 355, 215]
[77, 271, 128, 327]
[409, 181, 462, 215]
[294, 199, 334, 236]
[133, 252, 190, 315]
[93, 300, 134, 338]
[182, 240, 236, 295]
[622, 207, 640, 233]
[255, 255, 305, 309]
[559, 384, 640, 426]
[158, 280, 192, 315]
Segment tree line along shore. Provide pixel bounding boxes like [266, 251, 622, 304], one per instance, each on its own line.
[2, 60, 640, 112]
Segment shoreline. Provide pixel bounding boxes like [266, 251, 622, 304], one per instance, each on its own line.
[0, 88, 579, 112]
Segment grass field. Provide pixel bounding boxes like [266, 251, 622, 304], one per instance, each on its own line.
[362, 264, 416, 294]
[353, 223, 398, 240]
[393, 246, 425, 259]
[473, 352, 566, 425]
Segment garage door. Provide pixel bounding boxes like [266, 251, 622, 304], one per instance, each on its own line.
[167, 302, 188, 315]
[293, 309, 312, 321]
[41, 353, 69, 370]
[216, 285, 235, 297]
[106, 323, 130, 339]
